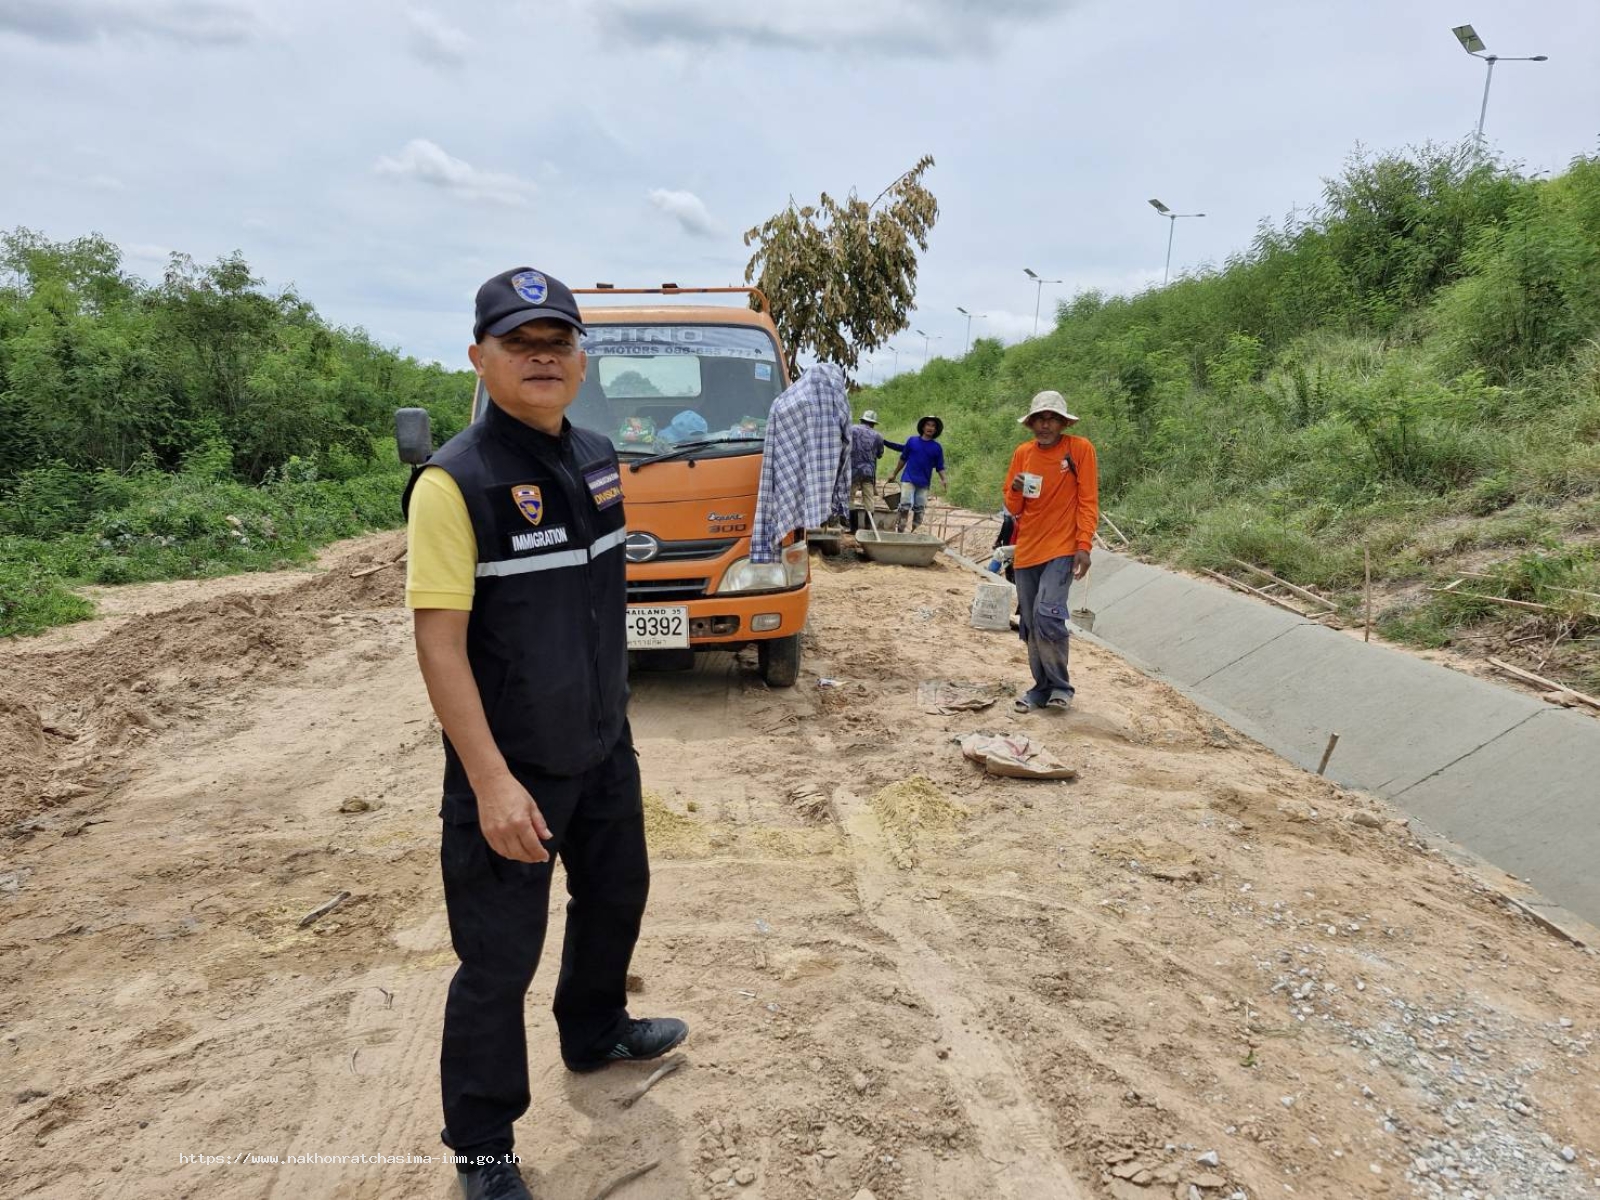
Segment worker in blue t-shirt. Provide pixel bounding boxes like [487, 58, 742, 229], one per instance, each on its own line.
[888, 415, 947, 532]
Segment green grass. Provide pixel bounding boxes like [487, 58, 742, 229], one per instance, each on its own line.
[0, 450, 407, 638]
[855, 148, 1600, 682]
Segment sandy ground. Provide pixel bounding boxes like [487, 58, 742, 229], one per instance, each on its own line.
[1, 533, 1597, 1200]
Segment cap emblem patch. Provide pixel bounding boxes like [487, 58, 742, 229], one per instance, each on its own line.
[511, 271, 548, 305]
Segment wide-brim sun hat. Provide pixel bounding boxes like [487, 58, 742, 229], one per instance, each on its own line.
[1019, 390, 1079, 425]
[916, 414, 944, 438]
[861, 409, 879, 424]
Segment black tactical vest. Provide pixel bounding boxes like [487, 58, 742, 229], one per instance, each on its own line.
[403, 401, 630, 784]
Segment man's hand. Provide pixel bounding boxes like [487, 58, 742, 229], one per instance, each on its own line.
[474, 771, 553, 863]
[1073, 549, 1092, 580]
[1010, 474, 1024, 492]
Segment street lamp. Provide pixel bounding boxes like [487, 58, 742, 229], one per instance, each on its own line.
[956, 306, 986, 354]
[885, 345, 900, 377]
[915, 328, 942, 362]
[1452, 24, 1547, 144]
[1023, 268, 1063, 337]
[1148, 198, 1206, 286]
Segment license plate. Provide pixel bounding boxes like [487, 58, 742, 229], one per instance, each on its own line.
[626, 605, 689, 649]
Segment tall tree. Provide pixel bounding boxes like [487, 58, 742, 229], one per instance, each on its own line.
[743, 156, 938, 378]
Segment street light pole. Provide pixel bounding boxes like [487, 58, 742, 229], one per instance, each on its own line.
[1148, 199, 1206, 286]
[1452, 25, 1547, 144]
[914, 327, 942, 363]
[956, 306, 986, 355]
[1024, 268, 1063, 336]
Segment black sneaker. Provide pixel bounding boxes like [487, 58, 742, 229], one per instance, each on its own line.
[458, 1159, 532, 1200]
[565, 1017, 689, 1074]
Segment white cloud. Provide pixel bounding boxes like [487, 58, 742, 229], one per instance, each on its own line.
[25, 163, 127, 192]
[0, 0, 258, 46]
[405, 7, 470, 67]
[124, 243, 173, 262]
[647, 188, 717, 238]
[374, 139, 539, 208]
[591, 0, 1080, 57]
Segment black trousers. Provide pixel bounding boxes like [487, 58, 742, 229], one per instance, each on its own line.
[439, 735, 649, 1160]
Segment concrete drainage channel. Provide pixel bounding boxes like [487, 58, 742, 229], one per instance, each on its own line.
[955, 548, 1600, 937]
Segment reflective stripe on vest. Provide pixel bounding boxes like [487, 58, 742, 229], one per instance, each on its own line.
[474, 526, 629, 578]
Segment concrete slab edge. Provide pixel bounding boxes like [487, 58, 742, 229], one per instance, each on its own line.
[941, 547, 1600, 943]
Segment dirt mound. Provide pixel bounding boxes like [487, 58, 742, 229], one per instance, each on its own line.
[0, 573, 387, 829]
[0, 696, 47, 816]
[0, 532, 417, 830]
[870, 775, 969, 869]
[283, 531, 407, 613]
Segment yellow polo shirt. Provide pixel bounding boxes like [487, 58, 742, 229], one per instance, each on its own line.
[405, 467, 477, 611]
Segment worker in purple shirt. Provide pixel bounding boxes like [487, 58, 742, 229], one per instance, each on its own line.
[846, 409, 906, 532]
[889, 415, 947, 532]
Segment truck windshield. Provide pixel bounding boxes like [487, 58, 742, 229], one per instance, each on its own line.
[572, 324, 785, 459]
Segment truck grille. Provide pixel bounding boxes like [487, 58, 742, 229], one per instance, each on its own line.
[627, 578, 709, 603]
[650, 537, 737, 562]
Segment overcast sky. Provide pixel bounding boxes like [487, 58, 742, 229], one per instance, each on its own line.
[3, 0, 1596, 377]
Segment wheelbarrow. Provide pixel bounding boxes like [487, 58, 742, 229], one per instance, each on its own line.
[857, 530, 944, 566]
[856, 485, 942, 567]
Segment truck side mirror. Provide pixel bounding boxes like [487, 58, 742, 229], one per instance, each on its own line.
[395, 407, 432, 465]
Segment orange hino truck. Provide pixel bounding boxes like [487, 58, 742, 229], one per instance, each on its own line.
[442, 285, 810, 687]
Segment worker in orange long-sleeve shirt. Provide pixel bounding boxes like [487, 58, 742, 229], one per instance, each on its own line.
[1001, 390, 1099, 712]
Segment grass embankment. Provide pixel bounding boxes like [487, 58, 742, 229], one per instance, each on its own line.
[863, 145, 1600, 691]
[1, 229, 472, 638]
[0, 448, 409, 637]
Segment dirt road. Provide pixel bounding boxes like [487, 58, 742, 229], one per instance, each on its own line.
[2, 534, 1597, 1200]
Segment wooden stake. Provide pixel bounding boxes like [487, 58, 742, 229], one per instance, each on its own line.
[1487, 657, 1600, 713]
[1227, 557, 1337, 611]
[1364, 547, 1372, 643]
[298, 891, 351, 929]
[616, 1058, 684, 1109]
[350, 551, 407, 578]
[1316, 733, 1340, 776]
[1101, 513, 1132, 546]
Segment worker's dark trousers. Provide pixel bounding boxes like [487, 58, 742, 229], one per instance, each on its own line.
[1015, 556, 1076, 704]
[438, 735, 648, 1162]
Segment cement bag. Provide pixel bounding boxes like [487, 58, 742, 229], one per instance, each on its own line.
[970, 576, 1016, 631]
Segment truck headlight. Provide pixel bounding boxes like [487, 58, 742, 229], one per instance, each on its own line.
[717, 540, 808, 593]
[717, 558, 788, 593]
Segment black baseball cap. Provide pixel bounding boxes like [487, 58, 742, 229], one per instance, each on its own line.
[473, 267, 587, 342]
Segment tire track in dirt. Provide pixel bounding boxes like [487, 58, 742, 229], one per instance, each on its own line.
[833, 784, 1089, 1200]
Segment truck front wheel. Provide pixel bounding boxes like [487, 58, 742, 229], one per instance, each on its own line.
[757, 633, 801, 688]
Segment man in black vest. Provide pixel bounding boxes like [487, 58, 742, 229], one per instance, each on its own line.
[404, 267, 687, 1200]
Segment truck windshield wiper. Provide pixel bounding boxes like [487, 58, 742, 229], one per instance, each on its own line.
[627, 436, 764, 472]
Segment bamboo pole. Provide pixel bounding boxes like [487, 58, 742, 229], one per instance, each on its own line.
[1101, 513, 1131, 546]
[1199, 567, 1312, 617]
[1364, 547, 1372, 643]
[1487, 657, 1600, 712]
[1227, 557, 1337, 611]
[1427, 588, 1558, 614]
